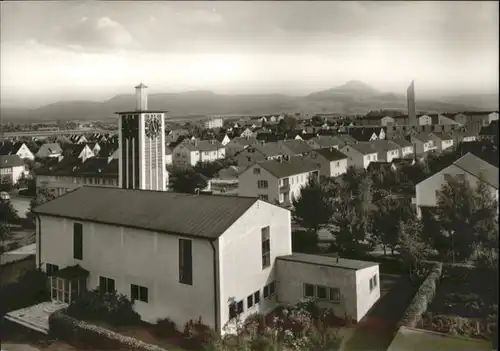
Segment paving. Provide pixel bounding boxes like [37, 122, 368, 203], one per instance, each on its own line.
[342, 274, 417, 351]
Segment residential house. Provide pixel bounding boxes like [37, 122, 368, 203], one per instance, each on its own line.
[234, 142, 286, 169]
[478, 120, 499, 142]
[33, 187, 380, 335]
[0, 155, 26, 185]
[0, 141, 35, 161]
[438, 114, 462, 126]
[88, 142, 101, 156]
[415, 153, 498, 217]
[347, 127, 385, 142]
[238, 156, 320, 206]
[306, 136, 345, 150]
[62, 144, 95, 163]
[340, 143, 379, 169]
[390, 139, 414, 158]
[418, 115, 433, 125]
[36, 157, 119, 197]
[277, 140, 313, 156]
[36, 143, 63, 159]
[390, 158, 416, 171]
[240, 128, 256, 138]
[219, 134, 231, 146]
[165, 147, 173, 165]
[225, 137, 259, 157]
[307, 147, 348, 177]
[429, 132, 455, 153]
[410, 133, 437, 157]
[204, 118, 224, 129]
[357, 140, 401, 163]
[172, 139, 225, 168]
[451, 129, 478, 144]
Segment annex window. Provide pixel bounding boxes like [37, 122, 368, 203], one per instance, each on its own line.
[317, 285, 327, 299]
[369, 274, 378, 292]
[179, 239, 193, 285]
[131, 284, 148, 303]
[99, 276, 115, 294]
[329, 287, 340, 303]
[46, 263, 59, 276]
[257, 180, 269, 189]
[73, 223, 83, 260]
[261, 226, 271, 269]
[304, 283, 314, 298]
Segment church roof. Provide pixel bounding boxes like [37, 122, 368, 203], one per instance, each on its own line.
[33, 187, 259, 239]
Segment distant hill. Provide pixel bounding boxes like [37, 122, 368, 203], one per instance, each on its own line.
[1, 81, 497, 122]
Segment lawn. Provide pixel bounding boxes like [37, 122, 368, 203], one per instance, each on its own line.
[420, 265, 497, 341]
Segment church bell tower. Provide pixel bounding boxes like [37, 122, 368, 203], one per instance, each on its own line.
[116, 83, 167, 191]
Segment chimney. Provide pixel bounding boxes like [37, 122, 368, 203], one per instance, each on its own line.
[135, 82, 148, 111]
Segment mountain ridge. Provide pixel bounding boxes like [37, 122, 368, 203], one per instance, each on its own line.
[1, 81, 498, 122]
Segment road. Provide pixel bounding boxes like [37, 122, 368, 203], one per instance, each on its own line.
[10, 196, 31, 219]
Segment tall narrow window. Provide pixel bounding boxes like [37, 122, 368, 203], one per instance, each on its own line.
[261, 226, 271, 269]
[179, 239, 193, 285]
[73, 223, 83, 260]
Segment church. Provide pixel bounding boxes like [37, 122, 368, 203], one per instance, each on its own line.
[31, 84, 381, 334]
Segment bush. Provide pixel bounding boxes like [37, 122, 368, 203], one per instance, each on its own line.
[180, 317, 214, 350]
[66, 288, 141, 326]
[152, 317, 179, 338]
[0, 268, 50, 317]
[399, 262, 443, 328]
[49, 310, 166, 350]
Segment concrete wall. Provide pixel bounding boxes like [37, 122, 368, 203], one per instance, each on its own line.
[37, 216, 216, 329]
[217, 201, 291, 333]
[355, 265, 381, 321]
[276, 259, 360, 320]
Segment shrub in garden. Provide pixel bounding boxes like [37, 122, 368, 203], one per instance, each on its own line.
[152, 317, 179, 338]
[66, 288, 141, 326]
[181, 317, 214, 350]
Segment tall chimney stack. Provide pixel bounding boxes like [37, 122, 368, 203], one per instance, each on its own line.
[135, 82, 148, 111]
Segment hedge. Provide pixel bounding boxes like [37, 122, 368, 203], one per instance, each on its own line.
[49, 310, 167, 351]
[399, 262, 443, 328]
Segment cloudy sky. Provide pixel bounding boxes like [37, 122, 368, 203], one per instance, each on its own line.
[1, 1, 498, 107]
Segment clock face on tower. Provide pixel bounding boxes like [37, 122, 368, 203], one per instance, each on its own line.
[145, 115, 161, 138]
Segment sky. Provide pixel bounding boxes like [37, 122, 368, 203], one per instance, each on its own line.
[1, 1, 498, 108]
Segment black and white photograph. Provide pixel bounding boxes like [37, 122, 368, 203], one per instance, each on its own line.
[0, 1, 498, 350]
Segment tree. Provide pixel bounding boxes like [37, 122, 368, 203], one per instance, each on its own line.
[398, 217, 431, 279]
[370, 197, 412, 255]
[27, 188, 56, 225]
[169, 169, 208, 194]
[292, 179, 333, 237]
[194, 161, 223, 179]
[0, 200, 19, 252]
[431, 174, 498, 263]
